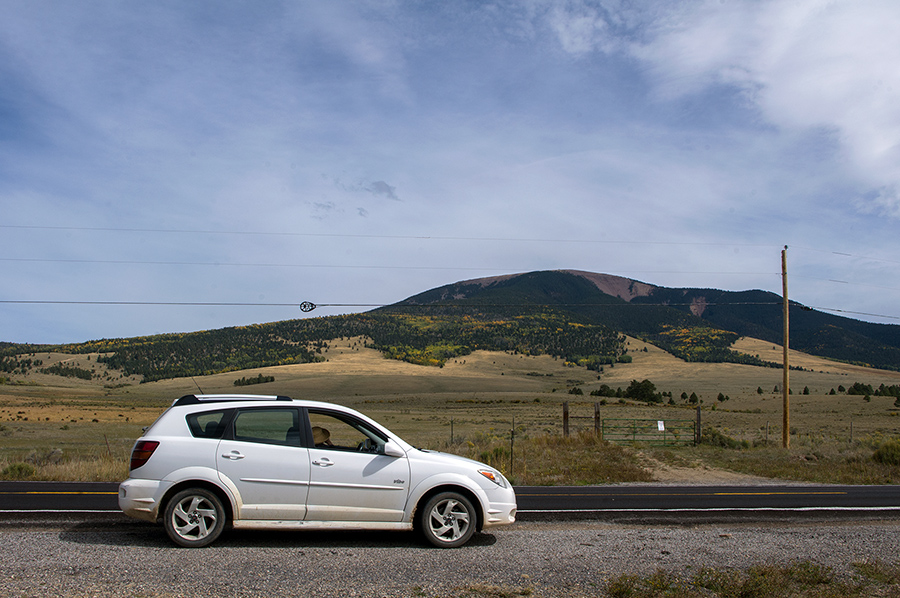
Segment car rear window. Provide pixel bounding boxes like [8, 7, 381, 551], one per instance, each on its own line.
[186, 409, 231, 439]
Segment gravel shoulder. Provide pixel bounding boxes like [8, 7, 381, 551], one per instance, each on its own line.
[0, 463, 887, 597]
[2, 516, 899, 597]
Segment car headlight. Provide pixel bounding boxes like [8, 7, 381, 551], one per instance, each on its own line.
[478, 468, 507, 488]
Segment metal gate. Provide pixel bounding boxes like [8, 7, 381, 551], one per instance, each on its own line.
[601, 418, 696, 446]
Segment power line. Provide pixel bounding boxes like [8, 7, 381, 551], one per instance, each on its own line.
[0, 300, 310, 307]
[6, 225, 900, 279]
[790, 275, 900, 294]
[4, 224, 900, 321]
[6, 224, 900, 266]
[0, 224, 779, 247]
[0, 258, 504, 271]
[792, 245, 900, 267]
[0, 257, 780, 278]
[4, 298, 899, 321]
[11, 254, 900, 295]
[809, 306, 900, 321]
[2, 300, 784, 306]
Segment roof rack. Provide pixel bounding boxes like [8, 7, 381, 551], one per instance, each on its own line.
[172, 394, 294, 406]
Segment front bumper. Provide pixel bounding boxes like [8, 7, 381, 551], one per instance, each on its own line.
[483, 485, 517, 528]
[483, 501, 517, 527]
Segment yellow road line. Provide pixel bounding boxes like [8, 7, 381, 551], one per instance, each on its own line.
[0, 491, 118, 496]
[517, 491, 848, 497]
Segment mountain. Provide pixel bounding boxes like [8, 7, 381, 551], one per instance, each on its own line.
[3, 269, 900, 382]
[386, 269, 900, 371]
[632, 284, 900, 370]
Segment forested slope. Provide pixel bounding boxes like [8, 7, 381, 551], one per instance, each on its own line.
[4, 269, 900, 382]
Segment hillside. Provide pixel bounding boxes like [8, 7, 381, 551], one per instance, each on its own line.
[633, 285, 900, 370]
[2, 269, 900, 383]
[394, 270, 900, 371]
[387, 270, 770, 367]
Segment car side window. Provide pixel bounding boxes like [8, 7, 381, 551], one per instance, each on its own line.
[307, 410, 387, 453]
[232, 408, 302, 447]
[186, 409, 232, 439]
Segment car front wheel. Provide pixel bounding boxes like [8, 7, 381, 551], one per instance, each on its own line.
[419, 491, 477, 548]
[164, 488, 226, 548]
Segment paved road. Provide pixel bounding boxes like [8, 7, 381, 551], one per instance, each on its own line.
[2, 481, 899, 517]
[3, 514, 900, 597]
[0, 481, 118, 511]
[516, 484, 900, 513]
[3, 482, 899, 596]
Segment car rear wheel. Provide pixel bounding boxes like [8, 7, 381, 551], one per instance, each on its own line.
[419, 491, 477, 548]
[164, 488, 226, 548]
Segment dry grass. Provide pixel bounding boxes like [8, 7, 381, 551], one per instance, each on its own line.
[670, 436, 900, 485]
[0, 454, 130, 481]
[436, 430, 654, 485]
[605, 560, 900, 598]
[3, 335, 900, 483]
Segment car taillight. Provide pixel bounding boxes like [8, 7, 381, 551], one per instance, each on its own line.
[130, 440, 160, 470]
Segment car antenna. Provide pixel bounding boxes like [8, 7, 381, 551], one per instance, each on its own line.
[191, 377, 205, 394]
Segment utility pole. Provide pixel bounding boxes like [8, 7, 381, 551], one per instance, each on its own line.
[782, 246, 790, 448]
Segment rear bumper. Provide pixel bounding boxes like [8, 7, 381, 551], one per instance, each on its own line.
[118, 478, 169, 522]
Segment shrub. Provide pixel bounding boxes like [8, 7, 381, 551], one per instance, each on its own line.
[702, 426, 749, 449]
[625, 379, 660, 403]
[873, 439, 900, 465]
[2, 462, 36, 480]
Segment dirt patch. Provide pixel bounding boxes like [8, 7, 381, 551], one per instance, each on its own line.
[636, 451, 782, 485]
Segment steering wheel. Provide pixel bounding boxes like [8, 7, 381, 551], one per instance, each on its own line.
[357, 438, 377, 452]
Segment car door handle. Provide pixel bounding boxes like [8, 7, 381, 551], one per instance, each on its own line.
[312, 457, 334, 467]
[221, 451, 245, 460]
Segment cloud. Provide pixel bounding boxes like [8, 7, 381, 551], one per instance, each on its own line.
[543, 0, 900, 217]
[3, 1, 900, 343]
[366, 180, 399, 201]
[311, 201, 339, 220]
[857, 185, 900, 219]
[547, 3, 610, 55]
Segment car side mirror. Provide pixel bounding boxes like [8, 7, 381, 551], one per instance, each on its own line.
[382, 440, 405, 458]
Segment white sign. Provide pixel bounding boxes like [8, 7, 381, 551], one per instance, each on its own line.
[657, 421, 665, 432]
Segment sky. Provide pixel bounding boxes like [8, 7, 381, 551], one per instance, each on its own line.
[2, 0, 900, 344]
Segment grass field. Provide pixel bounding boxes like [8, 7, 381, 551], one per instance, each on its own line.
[2, 335, 900, 483]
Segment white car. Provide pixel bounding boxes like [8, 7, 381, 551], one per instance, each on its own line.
[119, 394, 516, 548]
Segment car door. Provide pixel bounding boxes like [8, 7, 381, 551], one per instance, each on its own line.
[216, 407, 311, 521]
[305, 409, 410, 522]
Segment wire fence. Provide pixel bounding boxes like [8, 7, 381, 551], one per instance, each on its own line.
[562, 401, 700, 446]
[600, 418, 696, 446]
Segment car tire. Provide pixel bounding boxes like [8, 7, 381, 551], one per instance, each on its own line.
[419, 491, 477, 548]
[164, 488, 226, 548]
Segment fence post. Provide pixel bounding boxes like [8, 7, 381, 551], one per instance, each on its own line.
[594, 402, 600, 435]
[695, 405, 701, 445]
[509, 417, 515, 479]
[563, 402, 569, 437]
